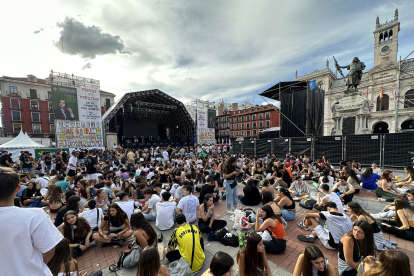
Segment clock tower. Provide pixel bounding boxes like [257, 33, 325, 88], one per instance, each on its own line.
[373, 8, 400, 67]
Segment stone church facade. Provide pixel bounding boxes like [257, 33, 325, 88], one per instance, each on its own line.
[295, 9, 414, 136]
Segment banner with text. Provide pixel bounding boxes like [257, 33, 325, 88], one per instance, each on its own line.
[51, 85, 79, 121]
[196, 101, 215, 145]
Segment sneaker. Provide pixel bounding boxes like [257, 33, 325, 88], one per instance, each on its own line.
[89, 241, 97, 247]
[371, 213, 380, 219]
[297, 221, 310, 231]
[378, 198, 386, 203]
[227, 210, 234, 215]
[297, 234, 315, 243]
[292, 197, 299, 201]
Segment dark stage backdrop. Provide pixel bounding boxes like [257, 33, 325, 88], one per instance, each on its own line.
[123, 119, 159, 138]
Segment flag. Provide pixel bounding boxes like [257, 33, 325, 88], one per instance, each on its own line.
[366, 88, 368, 99]
[380, 86, 383, 100]
[309, 79, 316, 90]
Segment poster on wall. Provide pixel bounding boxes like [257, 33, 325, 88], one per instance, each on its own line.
[196, 100, 215, 145]
[51, 85, 79, 120]
[50, 71, 103, 148]
[35, 148, 69, 159]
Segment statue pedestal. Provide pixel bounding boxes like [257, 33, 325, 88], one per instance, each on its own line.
[331, 91, 373, 136]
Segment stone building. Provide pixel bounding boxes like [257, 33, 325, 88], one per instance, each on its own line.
[295, 9, 414, 135]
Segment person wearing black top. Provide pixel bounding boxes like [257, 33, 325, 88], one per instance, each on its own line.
[85, 150, 98, 186]
[0, 151, 13, 168]
[223, 157, 242, 214]
[20, 151, 34, 178]
[21, 182, 42, 206]
[199, 177, 218, 204]
[78, 150, 86, 165]
[74, 171, 87, 186]
[272, 166, 292, 189]
[240, 179, 261, 206]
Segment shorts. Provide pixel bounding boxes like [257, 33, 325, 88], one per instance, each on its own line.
[68, 169, 77, 177]
[314, 225, 336, 250]
[22, 167, 33, 173]
[46, 165, 52, 170]
[88, 173, 98, 180]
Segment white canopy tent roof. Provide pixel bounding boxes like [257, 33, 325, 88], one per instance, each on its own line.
[0, 130, 47, 149]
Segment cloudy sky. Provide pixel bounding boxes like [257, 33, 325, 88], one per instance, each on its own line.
[1, 0, 414, 105]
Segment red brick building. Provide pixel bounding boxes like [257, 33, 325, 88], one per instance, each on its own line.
[216, 104, 280, 143]
[0, 75, 115, 139]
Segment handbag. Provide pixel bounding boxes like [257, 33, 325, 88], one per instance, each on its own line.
[28, 198, 46, 208]
[227, 179, 237, 189]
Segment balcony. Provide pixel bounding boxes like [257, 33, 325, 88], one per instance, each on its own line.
[6, 91, 21, 97]
[11, 117, 22, 122]
[30, 106, 39, 111]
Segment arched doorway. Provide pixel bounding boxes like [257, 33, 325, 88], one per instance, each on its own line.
[401, 120, 414, 130]
[373, 122, 389, 134]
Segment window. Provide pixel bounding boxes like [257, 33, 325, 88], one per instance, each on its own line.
[231, 125, 234, 130]
[12, 111, 21, 121]
[252, 114, 256, 120]
[266, 120, 270, 127]
[253, 129, 257, 136]
[241, 124, 244, 130]
[47, 91, 52, 100]
[240, 116, 243, 122]
[404, 90, 414, 108]
[231, 118, 234, 123]
[49, 113, 54, 122]
[247, 130, 251, 137]
[33, 124, 41, 134]
[265, 112, 270, 119]
[236, 124, 239, 130]
[241, 131, 244, 136]
[30, 101, 39, 110]
[32, 112, 40, 122]
[253, 122, 257, 128]
[10, 99, 19, 109]
[246, 123, 250, 129]
[50, 124, 55, 133]
[29, 77, 35, 82]
[236, 131, 239, 136]
[246, 115, 250, 121]
[49, 103, 53, 111]
[29, 89, 37, 99]
[376, 94, 389, 111]
[259, 121, 263, 128]
[236, 117, 239, 123]
[259, 113, 263, 119]
[231, 132, 234, 138]
[13, 123, 22, 134]
[9, 86, 17, 94]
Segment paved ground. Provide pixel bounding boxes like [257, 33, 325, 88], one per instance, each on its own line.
[53, 179, 414, 276]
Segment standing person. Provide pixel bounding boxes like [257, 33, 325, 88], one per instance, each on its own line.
[293, 245, 336, 276]
[85, 150, 98, 187]
[376, 170, 404, 202]
[20, 151, 34, 179]
[198, 194, 227, 234]
[338, 221, 376, 276]
[0, 167, 63, 275]
[236, 233, 272, 276]
[176, 185, 200, 223]
[127, 150, 135, 166]
[162, 149, 169, 162]
[164, 213, 205, 274]
[44, 152, 53, 176]
[68, 151, 80, 185]
[223, 157, 241, 214]
[380, 198, 414, 241]
[137, 246, 170, 276]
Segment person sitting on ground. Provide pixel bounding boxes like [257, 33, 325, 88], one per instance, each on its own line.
[74, 171, 87, 187]
[240, 179, 262, 206]
[117, 180, 134, 199]
[115, 192, 135, 220]
[133, 183, 146, 207]
[54, 196, 81, 227]
[318, 168, 334, 191]
[357, 249, 412, 276]
[289, 176, 310, 201]
[250, 191, 284, 224]
[272, 165, 292, 189]
[376, 170, 404, 202]
[372, 189, 414, 219]
[300, 163, 314, 180]
[92, 203, 133, 246]
[94, 188, 110, 211]
[141, 188, 161, 221]
[338, 221, 376, 276]
[347, 201, 396, 251]
[344, 167, 361, 194]
[169, 178, 180, 197]
[198, 194, 227, 234]
[332, 176, 356, 205]
[274, 187, 296, 221]
[76, 179, 92, 201]
[201, 251, 234, 276]
[137, 246, 170, 276]
[260, 179, 274, 198]
[164, 213, 205, 273]
[58, 211, 93, 257]
[395, 166, 414, 187]
[380, 197, 414, 241]
[315, 183, 344, 213]
[156, 191, 176, 230]
[199, 176, 219, 204]
[79, 199, 103, 232]
[94, 175, 106, 189]
[115, 212, 157, 269]
[252, 205, 286, 255]
[56, 175, 71, 193]
[359, 168, 381, 191]
[153, 182, 167, 198]
[293, 244, 336, 276]
[371, 163, 382, 176]
[102, 181, 116, 201]
[297, 202, 353, 250]
[21, 181, 42, 206]
[42, 185, 65, 213]
[176, 185, 200, 223]
[236, 232, 272, 276]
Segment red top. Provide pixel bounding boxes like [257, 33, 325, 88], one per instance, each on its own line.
[269, 219, 285, 239]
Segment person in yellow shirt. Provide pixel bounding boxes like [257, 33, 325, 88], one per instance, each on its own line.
[164, 213, 205, 273]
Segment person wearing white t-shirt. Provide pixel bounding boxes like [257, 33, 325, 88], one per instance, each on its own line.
[176, 185, 200, 223]
[115, 193, 135, 221]
[318, 168, 334, 191]
[0, 167, 63, 276]
[163, 150, 169, 162]
[156, 191, 176, 230]
[372, 163, 382, 176]
[35, 173, 49, 189]
[68, 151, 80, 185]
[316, 183, 344, 213]
[141, 188, 161, 221]
[78, 199, 103, 231]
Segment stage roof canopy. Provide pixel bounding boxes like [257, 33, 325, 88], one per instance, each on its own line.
[259, 81, 308, 101]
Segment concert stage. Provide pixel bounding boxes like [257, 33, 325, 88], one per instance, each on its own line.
[102, 89, 195, 148]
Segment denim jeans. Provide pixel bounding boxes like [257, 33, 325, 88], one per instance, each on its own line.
[224, 179, 238, 211]
[281, 208, 296, 221]
[143, 213, 156, 221]
[249, 214, 263, 224]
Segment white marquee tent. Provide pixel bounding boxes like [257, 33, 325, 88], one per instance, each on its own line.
[0, 130, 46, 159]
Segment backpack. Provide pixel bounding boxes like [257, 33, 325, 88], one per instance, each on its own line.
[299, 198, 317, 210]
[219, 234, 239, 247]
[208, 228, 228, 241]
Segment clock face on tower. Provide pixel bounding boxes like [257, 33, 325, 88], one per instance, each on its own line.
[381, 45, 390, 52]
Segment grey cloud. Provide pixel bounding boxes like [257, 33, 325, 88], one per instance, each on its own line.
[33, 28, 43, 34]
[81, 62, 92, 70]
[53, 17, 129, 59]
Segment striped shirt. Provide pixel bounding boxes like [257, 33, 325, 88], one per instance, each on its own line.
[290, 181, 310, 194]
